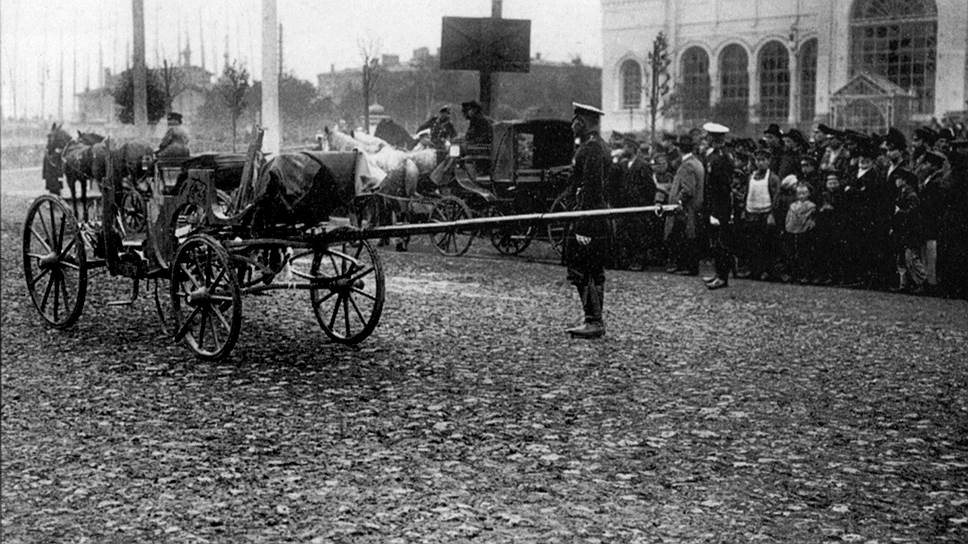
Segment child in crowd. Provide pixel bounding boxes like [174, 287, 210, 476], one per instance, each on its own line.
[741, 148, 780, 281]
[784, 183, 817, 283]
[891, 172, 926, 293]
[813, 173, 845, 285]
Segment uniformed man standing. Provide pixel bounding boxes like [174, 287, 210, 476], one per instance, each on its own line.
[564, 103, 611, 339]
[702, 122, 735, 289]
[156, 112, 190, 158]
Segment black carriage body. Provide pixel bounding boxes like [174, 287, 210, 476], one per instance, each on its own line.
[490, 119, 574, 202]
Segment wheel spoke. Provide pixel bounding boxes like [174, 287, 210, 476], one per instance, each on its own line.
[350, 286, 376, 301]
[209, 312, 222, 348]
[51, 273, 61, 321]
[29, 267, 51, 288]
[347, 294, 367, 326]
[328, 292, 343, 330]
[30, 227, 53, 252]
[59, 272, 72, 311]
[47, 202, 57, 247]
[313, 289, 339, 307]
[175, 306, 202, 340]
[179, 263, 202, 289]
[211, 304, 232, 331]
[198, 308, 209, 348]
[58, 236, 77, 259]
[209, 266, 227, 290]
[55, 211, 67, 251]
[343, 293, 351, 335]
[39, 272, 55, 312]
[348, 265, 375, 284]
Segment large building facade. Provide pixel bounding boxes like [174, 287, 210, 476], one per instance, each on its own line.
[601, 0, 968, 136]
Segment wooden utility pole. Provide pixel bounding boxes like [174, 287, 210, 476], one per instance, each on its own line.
[479, 0, 502, 116]
[132, 0, 148, 131]
[262, 0, 281, 154]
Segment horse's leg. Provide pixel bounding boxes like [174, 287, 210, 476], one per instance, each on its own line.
[80, 176, 88, 222]
[66, 175, 79, 219]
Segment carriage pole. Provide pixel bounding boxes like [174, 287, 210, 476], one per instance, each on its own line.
[317, 205, 682, 244]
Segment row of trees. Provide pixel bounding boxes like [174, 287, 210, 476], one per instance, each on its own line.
[112, 53, 604, 150]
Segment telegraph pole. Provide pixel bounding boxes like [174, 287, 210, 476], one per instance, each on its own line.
[132, 0, 148, 131]
[262, 0, 281, 154]
[479, 0, 502, 116]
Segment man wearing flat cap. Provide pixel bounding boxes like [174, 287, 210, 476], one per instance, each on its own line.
[461, 100, 492, 147]
[157, 111, 190, 158]
[563, 103, 610, 339]
[818, 125, 851, 178]
[762, 123, 784, 173]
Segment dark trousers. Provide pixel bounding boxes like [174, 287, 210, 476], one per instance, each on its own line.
[710, 222, 734, 281]
[741, 212, 776, 278]
[783, 231, 815, 281]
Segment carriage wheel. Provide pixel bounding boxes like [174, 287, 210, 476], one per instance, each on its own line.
[547, 191, 577, 257]
[310, 240, 385, 344]
[121, 188, 147, 233]
[429, 196, 474, 257]
[170, 234, 242, 361]
[485, 205, 534, 256]
[22, 195, 87, 328]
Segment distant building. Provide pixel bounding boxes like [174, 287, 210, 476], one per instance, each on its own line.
[74, 46, 213, 126]
[601, 0, 968, 135]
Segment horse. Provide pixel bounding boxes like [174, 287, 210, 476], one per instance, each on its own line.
[44, 125, 109, 221]
[323, 126, 453, 249]
[374, 118, 416, 151]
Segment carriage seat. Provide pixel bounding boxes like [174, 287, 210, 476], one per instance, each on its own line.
[156, 153, 248, 196]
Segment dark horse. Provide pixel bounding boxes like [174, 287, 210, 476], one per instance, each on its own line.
[44, 124, 154, 222]
[43, 124, 108, 221]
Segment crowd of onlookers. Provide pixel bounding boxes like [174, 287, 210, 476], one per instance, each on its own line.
[605, 119, 968, 300]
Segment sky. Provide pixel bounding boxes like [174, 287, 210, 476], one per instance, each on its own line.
[0, 0, 603, 120]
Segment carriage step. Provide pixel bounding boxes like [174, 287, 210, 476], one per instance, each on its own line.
[107, 279, 141, 306]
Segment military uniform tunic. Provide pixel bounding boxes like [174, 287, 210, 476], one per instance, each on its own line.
[563, 131, 611, 285]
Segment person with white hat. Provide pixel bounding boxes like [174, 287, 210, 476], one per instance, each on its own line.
[563, 103, 610, 339]
[701, 122, 734, 289]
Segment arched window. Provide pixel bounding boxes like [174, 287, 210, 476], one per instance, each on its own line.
[758, 40, 790, 123]
[719, 44, 749, 111]
[680, 47, 710, 121]
[799, 39, 818, 122]
[850, 0, 937, 113]
[620, 59, 642, 109]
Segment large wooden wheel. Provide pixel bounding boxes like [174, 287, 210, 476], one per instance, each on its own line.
[22, 195, 87, 328]
[547, 191, 577, 257]
[121, 187, 147, 233]
[170, 234, 242, 361]
[429, 196, 474, 257]
[485, 204, 534, 256]
[309, 240, 385, 344]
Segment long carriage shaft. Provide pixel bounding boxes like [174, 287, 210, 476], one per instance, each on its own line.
[330, 204, 683, 243]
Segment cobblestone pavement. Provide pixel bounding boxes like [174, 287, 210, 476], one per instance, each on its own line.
[2, 192, 967, 543]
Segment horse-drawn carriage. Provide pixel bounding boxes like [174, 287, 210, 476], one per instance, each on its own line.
[446, 118, 576, 256]
[25, 127, 679, 361]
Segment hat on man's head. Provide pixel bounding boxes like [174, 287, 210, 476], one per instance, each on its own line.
[167, 111, 183, 123]
[883, 127, 907, 150]
[702, 122, 730, 135]
[438, 105, 451, 114]
[923, 150, 947, 166]
[461, 100, 482, 113]
[914, 126, 938, 145]
[763, 123, 783, 138]
[675, 133, 695, 151]
[572, 102, 605, 119]
[783, 128, 807, 149]
[817, 124, 844, 138]
[753, 145, 772, 158]
[855, 141, 879, 159]
[937, 127, 956, 141]
[415, 128, 431, 139]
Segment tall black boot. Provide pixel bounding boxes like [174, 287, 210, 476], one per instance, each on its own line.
[570, 281, 605, 338]
[565, 284, 589, 333]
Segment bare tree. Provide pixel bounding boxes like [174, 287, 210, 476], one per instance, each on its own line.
[647, 32, 674, 140]
[357, 35, 383, 132]
[215, 61, 250, 152]
[158, 59, 187, 114]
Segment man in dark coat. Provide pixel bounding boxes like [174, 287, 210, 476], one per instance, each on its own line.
[157, 112, 190, 158]
[666, 133, 706, 275]
[702, 122, 734, 289]
[918, 150, 947, 294]
[841, 142, 881, 286]
[416, 106, 457, 149]
[763, 124, 785, 173]
[461, 100, 492, 146]
[563, 103, 611, 339]
[620, 141, 656, 270]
